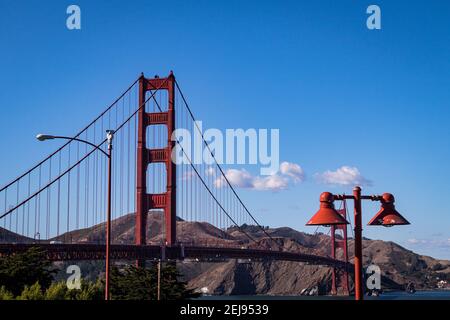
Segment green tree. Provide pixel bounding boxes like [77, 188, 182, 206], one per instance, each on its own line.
[159, 263, 198, 300]
[110, 263, 198, 300]
[44, 281, 70, 300]
[0, 286, 14, 300]
[70, 279, 104, 300]
[17, 282, 44, 300]
[0, 247, 56, 295]
[18, 279, 104, 300]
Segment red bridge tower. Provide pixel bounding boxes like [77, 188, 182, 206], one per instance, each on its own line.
[330, 201, 350, 295]
[135, 72, 177, 255]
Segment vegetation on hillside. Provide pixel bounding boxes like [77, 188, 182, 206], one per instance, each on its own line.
[0, 247, 196, 300]
[0, 247, 55, 296]
[111, 263, 199, 300]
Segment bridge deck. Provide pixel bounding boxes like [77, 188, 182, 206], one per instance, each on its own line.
[0, 243, 348, 268]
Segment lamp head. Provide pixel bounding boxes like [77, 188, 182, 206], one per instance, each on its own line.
[36, 134, 55, 141]
[368, 193, 410, 227]
[306, 192, 349, 226]
[106, 130, 115, 142]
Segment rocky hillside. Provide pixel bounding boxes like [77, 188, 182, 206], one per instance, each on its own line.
[2, 211, 450, 294]
[0, 227, 34, 243]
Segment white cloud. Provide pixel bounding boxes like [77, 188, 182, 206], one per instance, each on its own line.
[314, 166, 372, 186]
[280, 161, 305, 183]
[253, 174, 289, 191]
[407, 238, 426, 245]
[205, 167, 216, 176]
[181, 170, 195, 180]
[214, 169, 254, 189]
[407, 238, 450, 248]
[214, 161, 303, 191]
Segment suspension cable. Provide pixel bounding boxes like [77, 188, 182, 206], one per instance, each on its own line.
[146, 88, 257, 243]
[0, 77, 165, 220]
[174, 80, 278, 246]
[0, 77, 140, 193]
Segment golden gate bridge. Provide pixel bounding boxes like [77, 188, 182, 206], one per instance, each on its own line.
[0, 72, 350, 294]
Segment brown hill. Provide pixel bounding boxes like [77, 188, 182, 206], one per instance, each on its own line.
[52, 211, 238, 246]
[0, 227, 34, 243]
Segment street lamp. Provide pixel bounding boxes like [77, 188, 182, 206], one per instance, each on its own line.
[306, 186, 410, 300]
[306, 192, 350, 226]
[36, 130, 115, 300]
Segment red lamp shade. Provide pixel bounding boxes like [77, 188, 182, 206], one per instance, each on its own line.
[367, 193, 410, 227]
[306, 192, 349, 226]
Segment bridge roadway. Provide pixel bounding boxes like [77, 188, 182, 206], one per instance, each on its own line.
[0, 243, 348, 268]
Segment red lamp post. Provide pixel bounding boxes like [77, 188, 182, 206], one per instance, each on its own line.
[306, 186, 410, 300]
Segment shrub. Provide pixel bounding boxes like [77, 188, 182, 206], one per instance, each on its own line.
[0, 286, 14, 300]
[44, 281, 70, 300]
[17, 282, 44, 300]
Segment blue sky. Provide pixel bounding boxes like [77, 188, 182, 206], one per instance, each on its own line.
[0, 0, 449, 259]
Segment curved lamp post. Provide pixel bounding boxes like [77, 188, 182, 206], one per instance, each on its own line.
[36, 131, 115, 300]
[306, 186, 410, 300]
